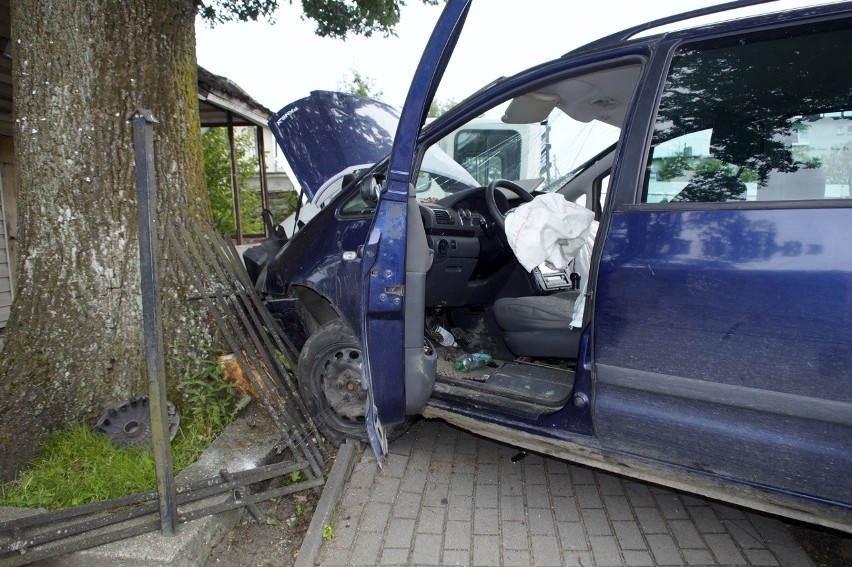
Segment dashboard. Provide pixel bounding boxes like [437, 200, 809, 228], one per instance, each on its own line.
[419, 187, 519, 307]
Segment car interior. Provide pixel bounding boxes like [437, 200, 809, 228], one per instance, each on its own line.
[408, 20, 852, 420]
[404, 64, 637, 419]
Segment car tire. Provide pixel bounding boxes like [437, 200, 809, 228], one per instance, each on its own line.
[297, 318, 415, 446]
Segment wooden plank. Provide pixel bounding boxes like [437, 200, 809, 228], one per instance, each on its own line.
[0, 305, 9, 323]
[0, 277, 10, 293]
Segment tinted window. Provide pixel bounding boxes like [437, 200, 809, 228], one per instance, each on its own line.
[644, 20, 852, 204]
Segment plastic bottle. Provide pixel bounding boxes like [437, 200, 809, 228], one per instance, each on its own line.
[453, 352, 492, 372]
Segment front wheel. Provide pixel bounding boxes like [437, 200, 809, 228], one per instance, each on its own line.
[297, 319, 414, 446]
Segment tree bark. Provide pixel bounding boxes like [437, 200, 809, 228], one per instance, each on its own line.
[0, 0, 211, 479]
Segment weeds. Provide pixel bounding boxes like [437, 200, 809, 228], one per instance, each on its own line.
[176, 351, 236, 438]
[286, 493, 314, 527]
[294, 503, 313, 517]
[322, 508, 338, 540]
[284, 470, 306, 485]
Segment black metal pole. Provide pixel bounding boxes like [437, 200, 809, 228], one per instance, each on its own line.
[128, 108, 177, 535]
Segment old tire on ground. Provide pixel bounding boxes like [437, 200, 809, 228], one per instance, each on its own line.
[297, 318, 414, 446]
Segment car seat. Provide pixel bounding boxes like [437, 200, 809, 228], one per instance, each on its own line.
[492, 291, 582, 358]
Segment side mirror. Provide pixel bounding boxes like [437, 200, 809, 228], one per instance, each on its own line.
[360, 175, 383, 207]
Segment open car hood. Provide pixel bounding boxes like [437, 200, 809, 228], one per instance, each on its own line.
[268, 91, 399, 200]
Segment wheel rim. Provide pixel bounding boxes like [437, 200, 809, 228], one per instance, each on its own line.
[318, 344, 367, 425]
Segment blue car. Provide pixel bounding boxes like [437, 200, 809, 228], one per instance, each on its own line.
[248, 0, 852, 532]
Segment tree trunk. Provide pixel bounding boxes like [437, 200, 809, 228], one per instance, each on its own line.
[0, 0, 211, 480]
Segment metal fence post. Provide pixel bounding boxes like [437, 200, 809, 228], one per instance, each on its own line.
[129, 108, 177, 535]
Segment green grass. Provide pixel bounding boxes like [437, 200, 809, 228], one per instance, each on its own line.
[0, 425, 156, 508]
[0, 352, 251, 510]
[0, 419, 233, 510]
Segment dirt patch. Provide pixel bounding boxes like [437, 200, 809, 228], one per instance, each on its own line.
[790, 523, 852, 567]
[205, 489, 318, 567]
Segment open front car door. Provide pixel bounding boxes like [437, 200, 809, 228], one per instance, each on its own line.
[359, 0, 472, 462]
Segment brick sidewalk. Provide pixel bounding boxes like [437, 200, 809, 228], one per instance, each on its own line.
[318, 419, 814, 567]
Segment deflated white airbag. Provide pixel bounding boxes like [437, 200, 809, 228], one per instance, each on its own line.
[505, 193, 594, 272]
[504, 194, 597, 329]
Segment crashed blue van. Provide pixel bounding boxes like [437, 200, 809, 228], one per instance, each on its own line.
[247, 0, 852, 531]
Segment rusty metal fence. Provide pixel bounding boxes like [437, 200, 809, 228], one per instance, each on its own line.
[0, 109, 327, 565]
[168, 220, 328, 478]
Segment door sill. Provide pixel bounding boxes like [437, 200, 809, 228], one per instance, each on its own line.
[433, 357, 574, 420]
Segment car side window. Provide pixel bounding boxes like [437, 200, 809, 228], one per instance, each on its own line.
[644, 19, 852, 204]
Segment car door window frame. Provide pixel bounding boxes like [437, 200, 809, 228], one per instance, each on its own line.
[621, 17, 852, 212]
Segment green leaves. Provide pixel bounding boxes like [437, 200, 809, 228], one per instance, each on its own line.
[202, 127, 264, 236]
[339, 69, 383, 99]
[197, 0, 280, 26]
[197, 0, 440, 39]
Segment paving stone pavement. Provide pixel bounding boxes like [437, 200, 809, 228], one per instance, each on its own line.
[317, 419, 816, 567]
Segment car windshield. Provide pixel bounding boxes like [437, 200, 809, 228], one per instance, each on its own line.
[417, 98, 621, 202]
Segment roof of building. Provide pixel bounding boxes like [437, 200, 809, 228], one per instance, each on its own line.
[198, 66, 273, 128]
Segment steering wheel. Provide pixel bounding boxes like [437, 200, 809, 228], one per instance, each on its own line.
[486, 179, 535, 230]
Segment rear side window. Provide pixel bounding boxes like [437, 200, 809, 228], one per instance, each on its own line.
[644, 18, 852, 204]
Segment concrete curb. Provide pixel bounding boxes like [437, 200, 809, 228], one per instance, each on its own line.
[294, 440, 361, 567]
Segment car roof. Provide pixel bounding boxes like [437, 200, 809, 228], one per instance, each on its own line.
[569, 0, 852, 55]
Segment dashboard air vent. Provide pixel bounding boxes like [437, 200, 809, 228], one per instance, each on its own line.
[434, 209, 454, 225]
